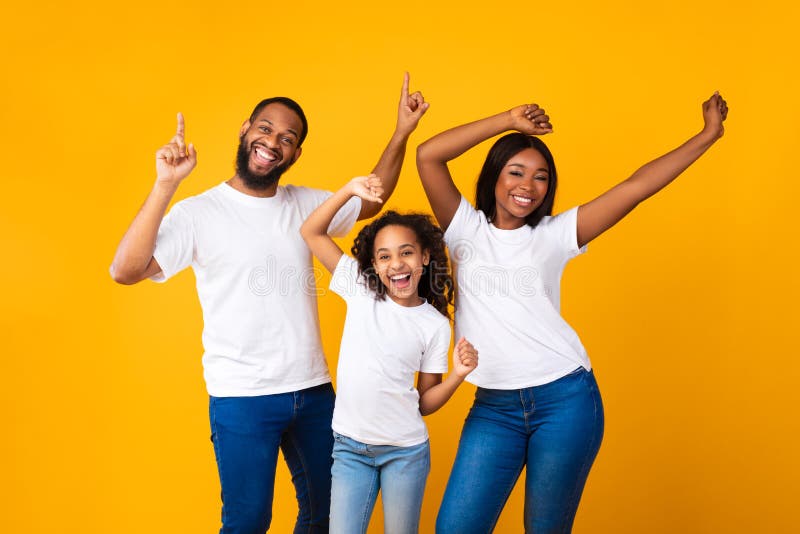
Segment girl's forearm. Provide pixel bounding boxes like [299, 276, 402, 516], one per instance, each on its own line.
[419, 373, 466, 416]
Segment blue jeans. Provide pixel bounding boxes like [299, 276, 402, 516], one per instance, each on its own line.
[329, 432, 430, 534]
[436, 367, 604, 534]
[209, 383, 336, 534]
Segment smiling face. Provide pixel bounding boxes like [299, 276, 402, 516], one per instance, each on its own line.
[371, 224, 430, 307]
[235, 102, 303, 190]
[492, 147, 551, 229]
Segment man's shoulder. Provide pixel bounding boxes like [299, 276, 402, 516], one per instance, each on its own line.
[279, 183, 331, 202]
[173, 182, 227, 208]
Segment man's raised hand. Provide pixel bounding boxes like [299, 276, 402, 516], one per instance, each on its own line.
[396, 72, 430, 135]
[155, 112, 198, 185]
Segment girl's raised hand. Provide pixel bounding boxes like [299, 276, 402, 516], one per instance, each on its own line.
[347, 174, 384, 204]
[453, 337, 478, 378]
[510, 103, 553, 136]
[702, 91, 729, 140]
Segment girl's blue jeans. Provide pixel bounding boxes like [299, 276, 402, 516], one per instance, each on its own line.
[329, 432, 430, 534]
[209, 383, 335, 534]
[436, 367, 604, 534]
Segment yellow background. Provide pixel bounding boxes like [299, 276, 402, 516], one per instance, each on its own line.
[2, 1, 798, 532]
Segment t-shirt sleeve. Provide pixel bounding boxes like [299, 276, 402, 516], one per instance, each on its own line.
[420, 321, 451, 374]
[329, 254, 369, 302]
[444, 195, 483, 246]
[150, 203, 194, 283]
[549, 206, 587, 259]
[328, 195, 362, 237]
[294, 186, 362, 237]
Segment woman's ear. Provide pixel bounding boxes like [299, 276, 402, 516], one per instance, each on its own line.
[423, 249, 430, 266]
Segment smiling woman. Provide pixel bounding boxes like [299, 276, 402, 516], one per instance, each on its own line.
[416, 95, 729, 533]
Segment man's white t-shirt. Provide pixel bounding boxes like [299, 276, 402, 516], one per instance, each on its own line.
[151, 182, 361, 397]
[329, 255, 450, 447]
[444, 196, 591, 389]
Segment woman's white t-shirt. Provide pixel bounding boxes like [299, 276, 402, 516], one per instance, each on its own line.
[444, 196, 590, 389]
[330, 255, 450, 446]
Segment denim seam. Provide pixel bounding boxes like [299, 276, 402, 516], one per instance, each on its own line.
[489, 455, 525, 531]
[209, 398, 227, 528]
[285, 429, 317, 534]
[560, 377, 601, 529]
[361, 462, 380, 534]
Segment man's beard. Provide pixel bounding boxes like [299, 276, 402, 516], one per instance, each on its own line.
[235, 136, 289, 190]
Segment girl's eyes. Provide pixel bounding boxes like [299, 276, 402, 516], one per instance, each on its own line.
[510, 171, 524, 177]
[376, 251, 414, 261]
[535, 175, 549, 181]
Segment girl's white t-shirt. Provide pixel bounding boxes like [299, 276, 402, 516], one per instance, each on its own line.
[330, 255, 450, 447]
[444, 196, 591, 389]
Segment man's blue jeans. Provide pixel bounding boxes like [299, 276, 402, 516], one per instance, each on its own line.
[209, 383, 335, 534]
[436, 367, 604, 534]
[329, 432, 430, 534]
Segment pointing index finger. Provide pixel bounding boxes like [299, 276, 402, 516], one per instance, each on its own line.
[401, 72, 409, 98]
[176, 112, 185, 138]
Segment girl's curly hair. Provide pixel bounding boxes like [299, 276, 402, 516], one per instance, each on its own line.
[350, 211, 454, 318]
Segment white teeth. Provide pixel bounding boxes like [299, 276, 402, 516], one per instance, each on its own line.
[512, 195, 532, 204]
[390, 274, 410, 281]
[255, 147, 276, 161]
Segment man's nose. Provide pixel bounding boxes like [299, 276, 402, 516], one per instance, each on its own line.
[263, 133, 279, 148]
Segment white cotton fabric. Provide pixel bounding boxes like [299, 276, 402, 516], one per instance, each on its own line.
[330, 255, 450, 447]
[151, 182, 361, 397]
[444, 196, 590, 389]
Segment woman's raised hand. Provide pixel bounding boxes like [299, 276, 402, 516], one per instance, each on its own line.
[510, 103, 553, 136]
[702, 92, 729, 140]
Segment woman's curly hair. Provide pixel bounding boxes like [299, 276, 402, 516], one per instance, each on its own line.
[351, 211, 454, 318]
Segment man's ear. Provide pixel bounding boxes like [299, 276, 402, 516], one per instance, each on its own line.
[291, 146, 302, 164]
[240, 120, 251, 137]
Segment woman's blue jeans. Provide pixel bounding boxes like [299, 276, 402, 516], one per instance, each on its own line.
[329, 432, 430, 534]
[436, 367, 604, 534]
[209, 383, 335, 534]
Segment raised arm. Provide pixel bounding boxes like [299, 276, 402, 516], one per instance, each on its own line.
[358, 73, 429, 220]
[576, 92, 729, 247]
[301, 175, 384, 273]
[418, 337, 478, 416]
[416, 104, 552, 230]
[110, 113, 198, 284]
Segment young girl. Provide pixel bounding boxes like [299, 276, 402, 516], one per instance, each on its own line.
[300, 174, 478, 534]
[416, 93, 728, 533]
